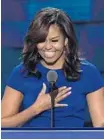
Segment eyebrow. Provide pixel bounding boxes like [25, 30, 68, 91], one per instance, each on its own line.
[51, 36, 60, 39]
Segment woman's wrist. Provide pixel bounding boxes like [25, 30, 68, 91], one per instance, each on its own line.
[30, 103, 43, 116]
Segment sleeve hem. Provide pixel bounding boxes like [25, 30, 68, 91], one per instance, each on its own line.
[6, 84, 24, 96]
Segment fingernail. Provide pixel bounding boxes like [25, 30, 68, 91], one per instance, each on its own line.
[68, 87, 72, 90]
[67, 92, 71, 95]
[64, 104, 68, 106]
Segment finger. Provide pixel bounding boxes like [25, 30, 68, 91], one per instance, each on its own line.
[49, 86, 68, 96]
[56, 91, 71, 102]
[39, 83, 46, 95]
[57, 87, 72, 98]
[55, 103, 68, 107]
[58, 86, 68, 92]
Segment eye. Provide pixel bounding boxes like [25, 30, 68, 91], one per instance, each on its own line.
[52, 40, 58, 42]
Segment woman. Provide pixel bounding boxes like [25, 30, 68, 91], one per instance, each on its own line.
[1, 7, 104, 128]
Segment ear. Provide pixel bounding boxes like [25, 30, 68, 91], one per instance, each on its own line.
[65, 37, 68, 46]
[64, 37, 70, 54]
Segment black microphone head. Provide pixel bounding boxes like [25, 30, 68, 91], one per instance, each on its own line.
[47, 70, 58, 83]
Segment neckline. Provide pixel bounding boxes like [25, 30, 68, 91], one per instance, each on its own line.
[37, 62, 63, 73]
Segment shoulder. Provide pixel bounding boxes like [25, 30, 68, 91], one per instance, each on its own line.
[6, 63, 25, 93]
[13, 63, 25, 72]
[7, 63, 27, 83]
[80, 60, 100, 75]
[80, 60, 104, 93]
[11, 63, 26, 76]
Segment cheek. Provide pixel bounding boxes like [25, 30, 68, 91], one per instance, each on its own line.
[55, 40, 65, 50]
[55, 47, 65, 57]
[37, 43, 45, 50]
[55, 44, 65, 51]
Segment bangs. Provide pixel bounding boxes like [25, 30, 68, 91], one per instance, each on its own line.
[26, 10, 58, 44]
[28, 14, 56, 44]
[34, 23, 50, 43]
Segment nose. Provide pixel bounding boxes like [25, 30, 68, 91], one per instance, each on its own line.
[45, 40, 52, 50]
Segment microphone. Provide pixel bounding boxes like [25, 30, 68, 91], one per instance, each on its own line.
[47, 70, 58, 86]
[47, 70, 58, 98]
[47, 70, 58, 128]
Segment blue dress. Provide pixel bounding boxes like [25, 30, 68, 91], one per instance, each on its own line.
[7, 60, 104, 127]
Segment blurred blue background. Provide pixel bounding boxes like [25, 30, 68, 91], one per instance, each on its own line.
[1, 0, 104, 125]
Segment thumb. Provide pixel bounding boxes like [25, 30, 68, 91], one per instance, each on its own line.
[39, 83, 46, 95]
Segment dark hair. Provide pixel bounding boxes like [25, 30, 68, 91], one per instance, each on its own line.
[22, 7, 82, 81]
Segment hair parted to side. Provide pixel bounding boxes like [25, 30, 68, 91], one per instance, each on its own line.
[22, 7, 83, 81]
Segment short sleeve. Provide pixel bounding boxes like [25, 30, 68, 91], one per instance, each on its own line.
[82, 62, 104, 94]
[6, 64, 25, 94]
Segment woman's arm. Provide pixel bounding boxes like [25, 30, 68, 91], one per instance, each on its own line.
[87, 87, 104, 127]
[1, 86, 41, 127]
[1, 84, 71, 127]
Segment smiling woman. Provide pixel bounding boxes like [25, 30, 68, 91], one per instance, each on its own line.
[1, 7, 104, 128]
[37, 24, 67, 67]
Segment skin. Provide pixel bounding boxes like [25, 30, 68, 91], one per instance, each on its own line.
[1, 24, 104, 127]
[87, 88, 104, 127]
[37, 24, 68, 69]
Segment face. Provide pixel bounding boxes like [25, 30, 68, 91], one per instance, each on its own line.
[37, 24, 68, 65]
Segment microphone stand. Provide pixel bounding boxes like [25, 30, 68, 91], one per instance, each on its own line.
[49, 82, 58, 128]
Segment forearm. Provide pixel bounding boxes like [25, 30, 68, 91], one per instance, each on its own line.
[1, 104, 41, 128]
[93, 121, 104, 127]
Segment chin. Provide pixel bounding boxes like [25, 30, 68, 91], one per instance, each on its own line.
[44, 58, 58, 65]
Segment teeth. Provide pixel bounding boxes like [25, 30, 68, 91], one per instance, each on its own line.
[44, 52, 55, 57]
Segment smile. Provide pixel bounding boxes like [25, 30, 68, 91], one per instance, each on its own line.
[44, 51, 56, 57]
